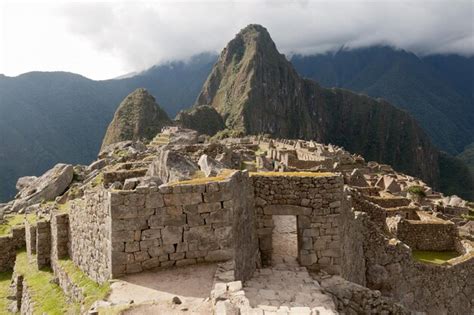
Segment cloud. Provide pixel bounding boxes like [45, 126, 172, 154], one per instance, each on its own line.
[6, 0, 472, 79]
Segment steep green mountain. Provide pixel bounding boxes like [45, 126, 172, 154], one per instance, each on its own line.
[175, 105, 225, 136]
[291, 47, 474, 154]
[0, 54, 215, 202]
[458, 143, 474, 175]
[196, 24, 440, 187]
[101, 88, 172, 148]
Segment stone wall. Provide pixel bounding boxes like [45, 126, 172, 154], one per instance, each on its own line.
[51, 212, 69, 261]
[69, 190, 111, 284]
[109, 172, 240, 278]
[350, 191, 474, 313]
[252, 174, 343, 274]
[25, 221, 36, 256]
[20, 279, 34, 315]
[365, 196, 411, 208]
[395, 219, 458, 251]
[0, 236, 16, 272]
[231, 171, 259, 281]
[11, 226, 26, 250]
[36, 220, 51, 269]
[339, 188, 366, 286]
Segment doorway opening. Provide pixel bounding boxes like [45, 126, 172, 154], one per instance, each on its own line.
[271, 215, 298, 266]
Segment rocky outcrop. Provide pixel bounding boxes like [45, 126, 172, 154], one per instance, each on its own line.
[147, 148, 199, 183]
[175, 105, 225, 136]
[196, 24, 440, 187]
[101, 88, 172, 149]
[198, 154, 224, 177]
[12, 164, 73, 212]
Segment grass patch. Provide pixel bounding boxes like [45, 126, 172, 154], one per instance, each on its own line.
[91, 173, 104, 188]
[58, 259, 110, 310]
[0, 271, 13, 313]
[250, 171, 334, 177]
[15, 251, 75, 314]
[0, 214, 25, 236]
[169, 169, 234, 186]
[412, 250, 460, 265]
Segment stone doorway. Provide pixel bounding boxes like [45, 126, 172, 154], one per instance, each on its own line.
[271, 215, 299, 266]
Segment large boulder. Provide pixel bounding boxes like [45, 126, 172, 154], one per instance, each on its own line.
[12, 164, 74, 212]
[348, 169, 369, 187]
[147, 148, 199, 183]
[16, 176, 38, 191]
[198, 154, 224, 177]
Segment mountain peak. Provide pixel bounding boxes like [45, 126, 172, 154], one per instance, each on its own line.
[101, 88, 172, 149]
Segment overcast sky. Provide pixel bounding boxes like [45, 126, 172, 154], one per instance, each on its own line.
[1, 0, 472, 80]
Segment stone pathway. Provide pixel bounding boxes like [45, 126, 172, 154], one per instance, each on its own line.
[243, 261, 337, 314]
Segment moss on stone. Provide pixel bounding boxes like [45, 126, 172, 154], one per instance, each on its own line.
[412, 250, 460, 265]
[250, 171, 334, 178]
[15, 251, 75, 314]
[58, 258, 110, 310]
[0, 214, 25, 236]
[0, 271, 12, 313]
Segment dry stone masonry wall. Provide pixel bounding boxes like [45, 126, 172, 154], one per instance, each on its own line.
[69, 190, 111, 284]
[109, 171, 245, 277]
[252, 174, 344, 274]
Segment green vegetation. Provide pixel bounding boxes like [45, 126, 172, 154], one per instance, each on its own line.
[0, 271, 13, 313]
[412, 250, 460, 265]
[91, 173, 104, 188]
[169, 169, 234, 186]
[406, 185, 427, 199]
[0, 214, 25, 236]
[15, 251, 73, 314]
[58, 259, 110, 310]
[250, 171, 334, 177]
[439, 152, 474, 201]
[462, 208, 474, 221]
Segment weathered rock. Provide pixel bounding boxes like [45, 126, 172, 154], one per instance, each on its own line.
[147, 148, 199, 183]
[12, 164, 74, 212]
[175, 105, 225, 136]
[16, 176, 37, 192]
[348, 169, 369, 187]
[198, 154, 224, 177]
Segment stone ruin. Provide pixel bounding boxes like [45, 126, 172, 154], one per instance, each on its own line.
[0, 130, 472, 314]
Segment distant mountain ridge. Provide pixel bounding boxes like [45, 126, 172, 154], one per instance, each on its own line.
[291, 47, 474, 154]
[1, 42, 473, 201]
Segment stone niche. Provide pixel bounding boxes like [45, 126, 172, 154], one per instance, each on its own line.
[252, 173, 344, 275]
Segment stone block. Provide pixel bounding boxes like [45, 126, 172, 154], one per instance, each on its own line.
[164, 193, 202, 206]
[162, 226, 183, 244]
[125, 241, 140, 252]
[134, 251, 150, 262]
[112, 205, 138, 219]
[187, 214, 204, 227]
[142, 257, 160, 269]
[140, 239, 161, 250]
[141, 229, 161, 240]
[198, 202, 222, 213]
[263, 205, 311, 216]
[208, 208, 232, 224]
[148, 244, 175, 257]
[176, 242, 188, 253]
[203, 190, 232, 203]
[300, 253, 317, 266]
[113, 230, 135, 242]
[145, 192, 164, 208]
[170, 252, 185, 260]
[183, 204, 199, 214]
[126, 194, 145, 206]
[184, 226, 213, 243]
[163, 214, 186, 226]
[113, 218, 148, 231]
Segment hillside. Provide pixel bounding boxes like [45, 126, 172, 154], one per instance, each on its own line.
[291, 47, 474, 154]
[196, 24, 440, 187]
[0, 54, 214, 202]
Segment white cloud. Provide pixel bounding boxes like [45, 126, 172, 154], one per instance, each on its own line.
[1, 0, 472, 79]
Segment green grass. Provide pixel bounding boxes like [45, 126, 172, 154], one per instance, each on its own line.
[412, 250, 460, 265]
[15, 251, 75, 314]
[0, 214, 25, 236]
[58, 259, 110, 310]
[250, 171, 334, 177]
[0, 271, 13, 313]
